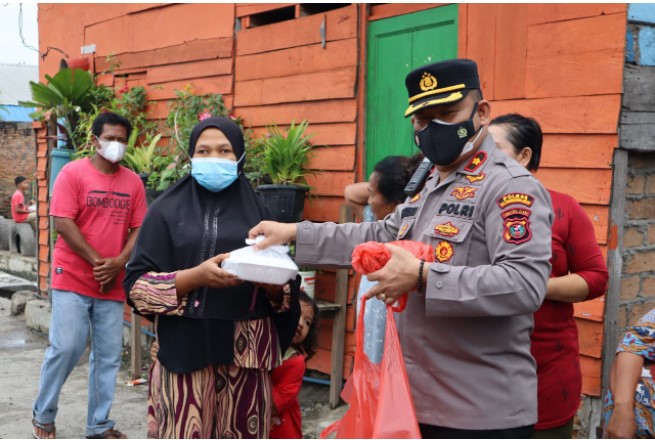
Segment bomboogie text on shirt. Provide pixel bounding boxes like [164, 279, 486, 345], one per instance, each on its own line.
[86, 194, 131, 210]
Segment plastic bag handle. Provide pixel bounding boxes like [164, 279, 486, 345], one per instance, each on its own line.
[392, 295, 408, 313]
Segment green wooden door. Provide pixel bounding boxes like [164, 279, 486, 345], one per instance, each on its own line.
[366, 5, 458, 176]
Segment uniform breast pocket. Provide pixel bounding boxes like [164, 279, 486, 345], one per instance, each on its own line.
[423, 216, 474, 265]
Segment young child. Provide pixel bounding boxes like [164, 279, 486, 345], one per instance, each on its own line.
[270, 291, 318, 439]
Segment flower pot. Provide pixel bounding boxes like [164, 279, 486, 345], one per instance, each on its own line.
[256, 184, 308, 223]
[49, 148, 72, 195]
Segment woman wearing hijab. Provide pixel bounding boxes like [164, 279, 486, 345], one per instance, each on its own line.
[124, 117, 301, 439]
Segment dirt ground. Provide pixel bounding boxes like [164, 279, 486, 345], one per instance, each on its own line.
[0, 296, 346, 439]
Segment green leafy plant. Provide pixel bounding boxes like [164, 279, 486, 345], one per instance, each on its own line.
[122, 133, 163, 174]
[19, 68, 95, 151]
[260, 120, 315, 186]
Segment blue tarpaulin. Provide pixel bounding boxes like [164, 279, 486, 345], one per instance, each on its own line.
[0, 105, 34, 123]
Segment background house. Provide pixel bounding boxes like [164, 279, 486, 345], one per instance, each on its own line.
[0, 63, 38, 218]
[34, 3, 655, 437]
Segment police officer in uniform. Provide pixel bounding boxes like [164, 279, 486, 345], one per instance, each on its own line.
[250, 59, 553, 439]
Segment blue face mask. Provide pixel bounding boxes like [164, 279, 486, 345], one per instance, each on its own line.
[191, 154, 244, 192]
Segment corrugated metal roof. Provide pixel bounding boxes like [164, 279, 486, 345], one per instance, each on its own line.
[0, 64, 39, 105]
[0, 105, 35, 122]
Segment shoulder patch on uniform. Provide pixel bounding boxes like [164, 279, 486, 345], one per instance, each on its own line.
[463, 151, 487, 173]
[398, 223, 409, 238]
[465, 173, 486, 183]
[502, 208, 532, 245]
[401, 207, 418, 218]
[497, 193, 535, 209]
[450, 186, 477, 201]
[435, 241, 454, 262]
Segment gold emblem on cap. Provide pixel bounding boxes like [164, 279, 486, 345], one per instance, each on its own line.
[457, 127, 468, 138]
[419, 72, 438, 92]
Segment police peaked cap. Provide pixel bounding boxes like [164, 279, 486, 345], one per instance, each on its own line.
[404, 58, 481, 117]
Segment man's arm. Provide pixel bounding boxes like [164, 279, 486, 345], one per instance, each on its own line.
[54, 216, 102, 266]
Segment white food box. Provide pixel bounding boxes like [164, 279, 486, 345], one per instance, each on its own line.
[222, 237, 299, 285]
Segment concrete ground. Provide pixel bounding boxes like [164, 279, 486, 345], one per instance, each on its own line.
[0, 294, 346, 439]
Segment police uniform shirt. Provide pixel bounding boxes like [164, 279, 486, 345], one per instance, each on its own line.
[294, 134, 553, 430]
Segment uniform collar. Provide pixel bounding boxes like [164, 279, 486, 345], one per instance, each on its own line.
[457, 134, 495, 176]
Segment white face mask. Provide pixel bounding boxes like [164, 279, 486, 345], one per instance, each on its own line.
[96, 136, 127, 163]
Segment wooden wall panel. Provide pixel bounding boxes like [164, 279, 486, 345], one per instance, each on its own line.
[493, 4, 527, 100]
[527, 13, 626, 57]
[535, 168, 612, 205]
[308, 146, 356, 171]
[491, 95, 621, 134]
[581, 204, 610, 245]
[540, 134, 616, 170]
[465, 4, 496, 100]
[303, 197, 344, 222]
[234, 67, 357, 106]
[86, 4, 235, 57]
[575, 297, 606, 323]
[148, 59, 233, 84]
[525, 4, 626, 26]
[236, 5, 357, 55]
[526, 49, 624, 99]
[235, 39, 358, 81]
[237, 100, 357, 127]
[580, 355, 602, 396]
[94, 38, 233, 72]
[306, 172, 355, 197]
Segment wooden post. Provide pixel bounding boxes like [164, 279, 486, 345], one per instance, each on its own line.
[601, 149, 627, 393]
[329, 204, 352, 408]
[130, 311, 142, 380]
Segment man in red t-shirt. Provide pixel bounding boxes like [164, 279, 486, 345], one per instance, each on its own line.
[32, 112, 147, 440]
[11, 175, 36, 230]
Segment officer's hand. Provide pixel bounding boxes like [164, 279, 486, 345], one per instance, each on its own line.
[248, 221, 297, 250]
[365, 244, 423, 305]
[196, 253, 242, 289]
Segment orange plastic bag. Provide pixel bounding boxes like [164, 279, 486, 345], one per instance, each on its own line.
[320, 297, 421, 439]
[351, 240, 434, 312]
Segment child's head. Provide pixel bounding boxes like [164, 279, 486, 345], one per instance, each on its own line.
[15, 176, 29, 191]
[293, 291, 319, 360]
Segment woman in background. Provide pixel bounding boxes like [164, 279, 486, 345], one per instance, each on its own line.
[489, 114, 609, 438]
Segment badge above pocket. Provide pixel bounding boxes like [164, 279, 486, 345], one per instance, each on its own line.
[425, 216, 473, 244]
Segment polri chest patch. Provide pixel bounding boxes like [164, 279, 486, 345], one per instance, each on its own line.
[435, 241, 454, 263]
[434, 221, 460, 238]
[438, 202, 475, 218]
[450, 186, 477, 201]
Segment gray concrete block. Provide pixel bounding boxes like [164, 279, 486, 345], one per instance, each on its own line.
[25, 299, 51, 335]
[10, 290, 37, 316]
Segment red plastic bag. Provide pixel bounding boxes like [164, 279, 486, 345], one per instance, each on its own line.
[320, 297, 421, 439]
[351, 240, 434, 312]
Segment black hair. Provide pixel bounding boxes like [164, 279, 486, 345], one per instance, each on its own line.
[490, 113, 543, 171]
[14, 176, 27, 186]
[469, 88, 483, 101]
[295, 291, 319, 361]
[91, 111, 132, 140]
[373, 153, 424, 205]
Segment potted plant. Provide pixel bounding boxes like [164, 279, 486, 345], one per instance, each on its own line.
[256, 120, 317, 223]
[20, 67, 96, 193]
[122, 133, 164, 204]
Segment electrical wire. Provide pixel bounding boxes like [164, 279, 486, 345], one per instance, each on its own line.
[17, 3, 68, 61]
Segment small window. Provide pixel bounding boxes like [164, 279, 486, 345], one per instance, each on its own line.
[249, 5, 296, 28]
[300, 3, 350, 16]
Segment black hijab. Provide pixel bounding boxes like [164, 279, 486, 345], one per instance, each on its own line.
[124, 117, 300, 373]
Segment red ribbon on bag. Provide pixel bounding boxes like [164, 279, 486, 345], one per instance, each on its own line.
[351, 240, 434, 312]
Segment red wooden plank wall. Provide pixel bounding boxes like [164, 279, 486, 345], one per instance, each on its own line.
[460, 3, 627, 396]
[232, 4, 361, 377]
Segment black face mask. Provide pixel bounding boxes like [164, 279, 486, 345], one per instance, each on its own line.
[414, 102, 481, 166]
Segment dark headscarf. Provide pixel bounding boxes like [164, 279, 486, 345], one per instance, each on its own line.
[124, 117, 300, 373]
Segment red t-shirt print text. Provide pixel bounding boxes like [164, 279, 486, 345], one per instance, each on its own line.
[86, 190, 132, 225]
